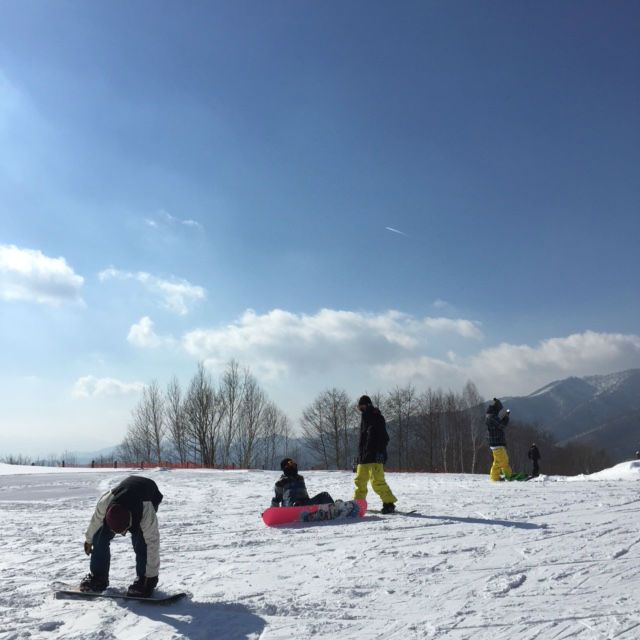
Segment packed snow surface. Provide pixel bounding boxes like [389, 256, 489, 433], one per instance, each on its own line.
[1, 463, 640, 639]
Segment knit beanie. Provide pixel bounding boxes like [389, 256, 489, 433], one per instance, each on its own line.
[105, 503, 131, 533]
[280, 457, 298, 477]
[358, 395, 372, 406]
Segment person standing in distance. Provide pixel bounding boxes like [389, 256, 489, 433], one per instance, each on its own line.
[80, 475, 163, 597]
[486, 398, 512, 481]
[353, 395, 397, 513]
[528, 443, 541, 477]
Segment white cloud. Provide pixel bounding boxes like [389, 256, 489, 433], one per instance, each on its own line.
[0, 244, 84, 306]
[182, 308, 483, 379]
[433, 299, 452, 311]
[146, 210, 204, 231]
[127, 316, 174, 348]
[98, 267, 205, 315]
[181, 307, 640, 399]
[376, 331, 640, 397]
[71, 375, 144, 398]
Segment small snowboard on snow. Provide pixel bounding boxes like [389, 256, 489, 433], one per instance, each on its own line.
[53, 584, 186, 605]
[505, 472, 531, 482]
[262, 498, 367, 526]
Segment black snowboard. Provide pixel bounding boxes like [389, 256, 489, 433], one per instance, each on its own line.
[54, 587, 186, 605]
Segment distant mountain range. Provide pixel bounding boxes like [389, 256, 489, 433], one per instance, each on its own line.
[503, 369, 640, 461]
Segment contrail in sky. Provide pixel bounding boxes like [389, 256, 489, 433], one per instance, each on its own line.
[385, 226, 408, 236]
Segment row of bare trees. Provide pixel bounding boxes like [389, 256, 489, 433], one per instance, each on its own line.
[300, 382, 486, 472]
[118, 363, 612, 475]
[300, 382, 612, 475]
[117, 361, 292, 468]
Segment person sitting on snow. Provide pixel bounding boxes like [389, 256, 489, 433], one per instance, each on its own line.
[485, 398, 512, 481]
[271, 458, 334, 507]
[80, 475, 163, 597]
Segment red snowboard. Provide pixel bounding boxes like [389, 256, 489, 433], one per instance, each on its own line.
[262, 499, 367, 526]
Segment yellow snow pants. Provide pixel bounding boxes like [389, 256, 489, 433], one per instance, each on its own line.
[490, 446, 512, 481]
[353, 463, 397, 504]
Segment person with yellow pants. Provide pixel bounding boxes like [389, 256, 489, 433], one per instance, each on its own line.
[353, 395, 397, 513]
[485, 398, 513, 481]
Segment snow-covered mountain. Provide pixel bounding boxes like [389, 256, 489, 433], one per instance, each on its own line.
[503, 368, 640, 460]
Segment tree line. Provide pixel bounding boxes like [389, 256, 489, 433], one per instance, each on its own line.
[116, 364, 612, 476]
[116, 361, 293, 470]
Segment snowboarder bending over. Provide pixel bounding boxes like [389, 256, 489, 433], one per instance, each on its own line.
[80, 475, 163, 597]
[528, 443, 541, 477]
[271, 458, 334, 507]
[486, 398, 513, 481]
[353, 395, 397, 513]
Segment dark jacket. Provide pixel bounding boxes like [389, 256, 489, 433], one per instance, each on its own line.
[528, 445, 540, 461]
[84, 476, 163, 578]
[271, 473, 310, 507]
[358, 405, 390, 464]
[485, 399, 509, 448]
[110, 476, 163, 532]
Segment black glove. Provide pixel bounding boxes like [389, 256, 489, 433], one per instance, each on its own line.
[84, 542, 92, 556]
[127, 575, 159, 598]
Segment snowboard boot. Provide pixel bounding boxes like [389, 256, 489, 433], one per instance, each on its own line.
[79, 573, 108, 593]
[127, 576, 158, 598]
[381, 502, 396, 514]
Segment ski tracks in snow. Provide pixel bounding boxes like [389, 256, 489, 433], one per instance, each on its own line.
[1, 469, 640, 639]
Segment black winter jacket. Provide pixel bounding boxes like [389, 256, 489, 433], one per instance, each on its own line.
[485, 399, 509, 448]
[358, 406, 390, 464]
[110, 476, 163, 532]
[271, 473, 310, 507]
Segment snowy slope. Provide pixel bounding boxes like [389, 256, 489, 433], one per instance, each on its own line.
[1, 465, 640, 639]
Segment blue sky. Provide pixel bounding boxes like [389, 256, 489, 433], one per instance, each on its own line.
[1, 1, 639, 455]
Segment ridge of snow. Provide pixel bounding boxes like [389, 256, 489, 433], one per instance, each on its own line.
[583, 369, 639, 396]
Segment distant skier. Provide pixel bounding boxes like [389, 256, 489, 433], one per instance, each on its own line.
[80, 476, 163, 597]
[353, 395, 397, 513]
[271, 458, 334, 507]
[485, 398, 513, 481]
[528, 443, 541, 477]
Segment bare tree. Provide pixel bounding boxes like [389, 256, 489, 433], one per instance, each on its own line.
[236, 370, 267, 468]
[165, 376, 190, 464]
[301, 388, 355, 469]
[301, 394, 330, 468]
[219, 360, 244, 467]
[184, 363, 226, 466]
[259, 401, 291, 469]
[461, 380, 484, 473]
[126, 390, 154, 464]
[145, 380, 165, 464]
[385, 385, 416, 470]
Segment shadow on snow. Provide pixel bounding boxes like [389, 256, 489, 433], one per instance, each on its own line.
[117, 597, 266, 640]
[367, 512, 546, 530]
